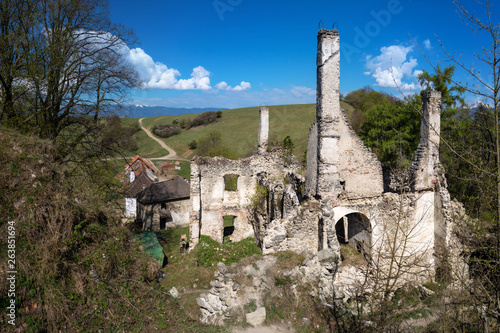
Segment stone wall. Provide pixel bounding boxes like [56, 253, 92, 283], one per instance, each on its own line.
[138, 198, 190, 230]
[189, 153, 298, 248]
[262, 206, 320, 255]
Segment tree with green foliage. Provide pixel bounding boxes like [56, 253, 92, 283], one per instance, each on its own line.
[188, 139, 197, 150]
[343, 86, 397, 133]
[418, 65, 465, 109]
[360, 95, 421, 168]
[195, 130, 236, 159]
[281, 135, 295, 164]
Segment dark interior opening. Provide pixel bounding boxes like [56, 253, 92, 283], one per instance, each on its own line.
[223, 215, 235, 240]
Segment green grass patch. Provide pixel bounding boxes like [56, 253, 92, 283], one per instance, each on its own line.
[244, 299, 258, 313]
[340, 244, 366, 266]
[274, 276, 293, 286]
[194, 235, 261, 268]
[112, 118, 167, 158]
[272, 251, 305, 270]
[176, 161, 191, 179]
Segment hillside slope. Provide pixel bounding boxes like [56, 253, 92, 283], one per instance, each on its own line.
[124, 102, 355, 160]
[0, 128, 226, 332]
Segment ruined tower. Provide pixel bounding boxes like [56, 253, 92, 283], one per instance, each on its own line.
[305, 29, 343, 200]
[305, 29, 383, 200]
[411, 91, 442, 190]
[257, 106, 269, 154]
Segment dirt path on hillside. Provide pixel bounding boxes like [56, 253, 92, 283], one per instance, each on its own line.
[138, 117, 183, 160]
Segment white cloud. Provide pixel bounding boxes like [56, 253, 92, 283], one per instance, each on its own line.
[215, 81, 228, 90]
[365, 45, 420, 91]
[290, 86, 316, 98]
[71, 31, 248, 92]
[174, 66, 212, 90]
[128, 48, 182, 89]
[125, 47, 250, 91]
[215, 81, 251, 91]
[423, 39, 432, 50]
[128, 48, 211, 90]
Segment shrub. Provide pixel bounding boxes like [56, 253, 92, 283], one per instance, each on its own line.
[188, 140, 197, 150]
[216, 111, 223, 118]
[191, 111, 218, 127]
[100, 115, 139, 152]
[195, 130, 236, 159]
[154, 123, 181, 138]
[281, 135, 295, 164]
[179, 118, 192, 129]
[267, 134, 281, 152]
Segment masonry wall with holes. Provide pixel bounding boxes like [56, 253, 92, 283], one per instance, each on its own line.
[189, 154, 297, 248]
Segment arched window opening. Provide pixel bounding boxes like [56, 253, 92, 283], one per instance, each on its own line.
[335, 212, 371, 263]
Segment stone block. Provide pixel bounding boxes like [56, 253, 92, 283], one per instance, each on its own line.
[245, 307, 266, 327]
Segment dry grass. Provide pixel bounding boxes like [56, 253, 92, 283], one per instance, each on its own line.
[0, 128, 228, 332]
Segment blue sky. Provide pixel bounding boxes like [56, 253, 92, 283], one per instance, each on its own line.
[108, 0, 498, 109]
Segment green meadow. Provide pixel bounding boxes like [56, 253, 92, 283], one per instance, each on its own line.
[124, 102, 355, 159]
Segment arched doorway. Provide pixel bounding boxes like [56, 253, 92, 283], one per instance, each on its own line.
[332, 207, 372, 260]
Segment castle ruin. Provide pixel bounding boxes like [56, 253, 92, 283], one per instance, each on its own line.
[189, 28, 465, 286]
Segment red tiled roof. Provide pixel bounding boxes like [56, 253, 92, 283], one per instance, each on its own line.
[124, 155, 154, 171]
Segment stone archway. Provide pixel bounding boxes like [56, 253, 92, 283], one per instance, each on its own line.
[332, 207, 372, 257]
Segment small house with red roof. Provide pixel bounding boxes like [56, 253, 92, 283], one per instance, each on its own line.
[124, 155, 158, 217]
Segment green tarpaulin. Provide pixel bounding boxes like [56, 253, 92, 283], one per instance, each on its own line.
[131, 232, 165, 267]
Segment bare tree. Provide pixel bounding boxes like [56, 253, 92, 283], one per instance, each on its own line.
[0, 0, 140, 140]
[0, 0, 37, 127]
[426, 2, 500, 328]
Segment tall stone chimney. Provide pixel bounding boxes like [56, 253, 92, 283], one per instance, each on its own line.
[313, 29, 343, 199]
[257, 106, 269, 153]
[305, 28, 383, 199]
[411, 91, 442, 190]
[316, 29, 341, 123]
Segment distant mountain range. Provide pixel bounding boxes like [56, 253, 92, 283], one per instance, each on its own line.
[114, 105, 227, 118]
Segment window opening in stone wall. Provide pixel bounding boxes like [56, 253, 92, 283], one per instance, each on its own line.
[224, 174, 239, 191]
[223, 215, 236, 242]
[335, 213, 371, 264]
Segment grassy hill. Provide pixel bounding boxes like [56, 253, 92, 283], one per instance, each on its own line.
[123, 102, 355, 160]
